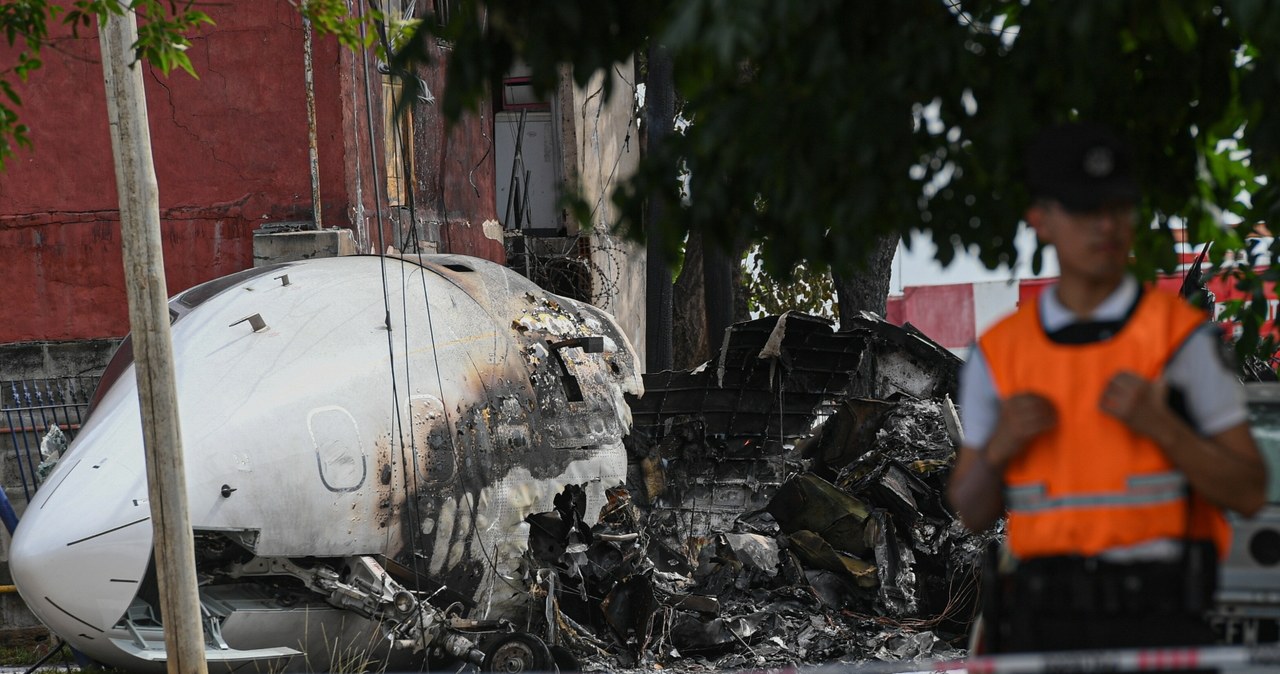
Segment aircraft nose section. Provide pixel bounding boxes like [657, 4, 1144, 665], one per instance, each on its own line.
[11, 449, 154, 649]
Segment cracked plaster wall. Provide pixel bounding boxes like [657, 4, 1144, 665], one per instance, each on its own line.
[570, 59, 646, 361]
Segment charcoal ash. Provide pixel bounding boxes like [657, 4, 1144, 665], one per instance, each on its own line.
[518, 313, 998, 670]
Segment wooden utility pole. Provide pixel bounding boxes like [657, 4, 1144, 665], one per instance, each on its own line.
[98, 7, 209, 674]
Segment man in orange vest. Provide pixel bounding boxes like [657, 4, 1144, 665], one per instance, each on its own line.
[947, 122, 1266, 655]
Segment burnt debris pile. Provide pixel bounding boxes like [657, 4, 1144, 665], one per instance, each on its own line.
[521, 312, 998, 669]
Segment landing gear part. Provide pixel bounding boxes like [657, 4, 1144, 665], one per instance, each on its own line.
[481, 633, 554, 673]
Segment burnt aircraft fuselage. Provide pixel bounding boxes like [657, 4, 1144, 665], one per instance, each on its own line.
[9, 254, 641, 671]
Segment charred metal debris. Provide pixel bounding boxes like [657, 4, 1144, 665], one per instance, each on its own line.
[520, 312, 999, 670]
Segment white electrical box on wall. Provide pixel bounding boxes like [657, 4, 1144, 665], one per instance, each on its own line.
[495, 111, 561, 231]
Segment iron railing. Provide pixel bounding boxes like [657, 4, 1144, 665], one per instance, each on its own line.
[0, 377, 98, 502]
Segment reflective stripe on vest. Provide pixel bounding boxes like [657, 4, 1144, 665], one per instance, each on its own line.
[1006, 471, 1186, 513]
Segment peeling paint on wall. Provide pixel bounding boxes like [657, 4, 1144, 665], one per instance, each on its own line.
[482, 219, 503, 241]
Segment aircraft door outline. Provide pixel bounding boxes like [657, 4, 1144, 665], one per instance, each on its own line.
[407, 394, 456, 486]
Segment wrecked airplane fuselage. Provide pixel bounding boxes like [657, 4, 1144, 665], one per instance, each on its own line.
[9, 254, 641, 672]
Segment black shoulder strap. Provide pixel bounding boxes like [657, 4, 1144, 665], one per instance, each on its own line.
[1044, 286, 1145, 344]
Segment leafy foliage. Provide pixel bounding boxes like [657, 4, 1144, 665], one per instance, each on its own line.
[6, 1, 1280, 357]
[389, 1, 664, 120]
[0, 0, 56, 166]
[388, 0, 1280, 358]
[744, 242, 836, 320]
[296, 0, 379, 52]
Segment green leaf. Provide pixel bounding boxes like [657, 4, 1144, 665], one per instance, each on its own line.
[0, 80, 21, 107]
[1158, 0, 1199, 51]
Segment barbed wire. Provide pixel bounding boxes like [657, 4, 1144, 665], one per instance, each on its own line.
[506, 230, 631, 311]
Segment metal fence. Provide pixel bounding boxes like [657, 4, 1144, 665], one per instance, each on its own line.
[0, 377, 98, 502]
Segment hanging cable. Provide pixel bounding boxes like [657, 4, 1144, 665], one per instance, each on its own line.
[371, 0, 512, 599]
[358, 0, 427, 585]
[585, 65, 638, 226]
[381, 1, 432, 576]
[384, 38, 434, 585]
[384, 0, 514, 602]
[370, 0, 540, 609]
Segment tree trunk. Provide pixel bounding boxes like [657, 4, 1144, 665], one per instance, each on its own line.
[644, 42, 675, 372]
[673, 232, 750, 369]
[834, 233, 898, 330]
[672, 232, 708, 370]
[703, 239, 735, 352]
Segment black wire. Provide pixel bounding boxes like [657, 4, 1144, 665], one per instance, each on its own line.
[396, 240, 427, 567]
[367, 0, 430, 255]
[369, 0, 497, 602]
[386, 59, 431, 582]
[356, 3, 390, 272]
[358, 0, 426, 584]
[369, 0, 431, 565]
[366, 0, 420, 92]
[586, 65, 636, 226]
[370, 2, 518, 606]
[21, 639, 69, 674]
[363, 0, 646, 614]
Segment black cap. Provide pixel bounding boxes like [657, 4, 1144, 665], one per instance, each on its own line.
[1025, 122, 1138, 213]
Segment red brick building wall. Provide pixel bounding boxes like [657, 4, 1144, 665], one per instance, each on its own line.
[0, 3, 501, 345]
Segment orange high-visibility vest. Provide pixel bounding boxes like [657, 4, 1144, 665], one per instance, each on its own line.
[979, 287, 1230, 559]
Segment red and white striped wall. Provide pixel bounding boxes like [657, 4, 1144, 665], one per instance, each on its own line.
[886, 270, 1277, 359]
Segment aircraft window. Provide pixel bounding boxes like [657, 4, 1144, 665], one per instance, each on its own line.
[442, 263, 473, 272]
[176, 263, 289, 309]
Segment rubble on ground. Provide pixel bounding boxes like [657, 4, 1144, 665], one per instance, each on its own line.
[521, 312, 999, 670]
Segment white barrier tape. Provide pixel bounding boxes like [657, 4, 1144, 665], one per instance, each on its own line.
[792, 644, 1280, 674]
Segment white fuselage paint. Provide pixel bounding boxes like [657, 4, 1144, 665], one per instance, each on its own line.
[9, 254, 641, 672]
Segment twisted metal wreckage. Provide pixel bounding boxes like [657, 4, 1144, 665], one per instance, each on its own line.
[526, 311, 992, 670]
[9, 254, 989, 672]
